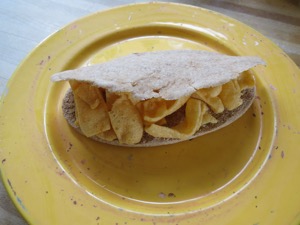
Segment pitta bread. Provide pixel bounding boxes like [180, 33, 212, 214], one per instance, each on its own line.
[51, 50, 264, 100]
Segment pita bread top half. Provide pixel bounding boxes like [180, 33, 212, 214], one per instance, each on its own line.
[51, 50, 265, 100]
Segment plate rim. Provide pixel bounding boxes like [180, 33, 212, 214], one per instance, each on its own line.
[1, 2, 300, 225]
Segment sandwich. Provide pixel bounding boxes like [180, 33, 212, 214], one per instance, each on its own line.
[51, 50, 265, 147]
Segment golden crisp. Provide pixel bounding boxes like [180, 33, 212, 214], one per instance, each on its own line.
[145, 98, 206, 139]
[73, 93, 111, 137]
[69, 80, 81, 90]
[219, 80, 242, 110]
[156, 118, 167, 126]
[108, 95, 143, 144]
[202, 111, 218, 125]
[202, 86, 222, 97]
[76, 84, 100, 109]
[142, 98, 168, 122]
[238, 72, 255, 90]
[70, 81, 102, 109]
[96, 129, 117, 141]
[192, 86, 224, 114]
[142, 96, 189, 123]
[144, 123, 190, 139]
[105, 90, 120, 110]
[173, 98, 206, 134]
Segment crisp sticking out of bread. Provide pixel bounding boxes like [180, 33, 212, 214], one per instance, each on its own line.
[51, 50, 265, 147]
[51, 50, 264, 100]
[62, 88, 255, 147]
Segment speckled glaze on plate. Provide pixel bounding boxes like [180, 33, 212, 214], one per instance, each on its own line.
[1, 2, 300, 225]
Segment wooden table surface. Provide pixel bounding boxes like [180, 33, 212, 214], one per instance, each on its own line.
[0, 0, 299, 224]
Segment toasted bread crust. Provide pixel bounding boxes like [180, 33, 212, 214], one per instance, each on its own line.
[62, 88, 255, 147]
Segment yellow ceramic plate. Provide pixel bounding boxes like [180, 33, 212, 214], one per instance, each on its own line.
[1, 2, 300, 225]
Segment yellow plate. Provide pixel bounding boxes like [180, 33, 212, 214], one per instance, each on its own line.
[1, 2, 300, 225]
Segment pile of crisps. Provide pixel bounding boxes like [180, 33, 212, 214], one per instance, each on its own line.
[69, 72, 254, 145]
